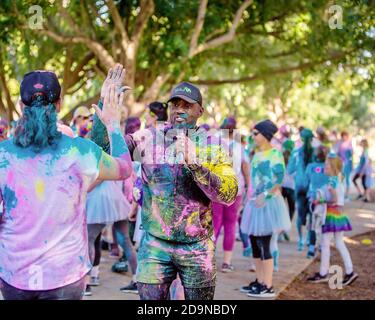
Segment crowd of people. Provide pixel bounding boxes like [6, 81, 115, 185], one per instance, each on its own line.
[0, 63, 372, 300]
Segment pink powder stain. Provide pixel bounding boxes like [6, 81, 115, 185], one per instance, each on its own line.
[6, 171, 15, 185]
[185, 225, 201, 237]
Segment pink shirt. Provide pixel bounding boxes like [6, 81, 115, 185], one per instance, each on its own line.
[0, 136, 102, 290]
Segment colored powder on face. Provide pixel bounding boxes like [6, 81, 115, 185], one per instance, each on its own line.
[35, 179, 45, 201]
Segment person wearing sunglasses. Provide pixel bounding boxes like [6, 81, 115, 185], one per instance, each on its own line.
[240, 120, 291, 298]
[71, 106, 93, 138]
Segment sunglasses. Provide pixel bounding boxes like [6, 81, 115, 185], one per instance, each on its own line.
[252, 130, 260, 136]
[78, 116, 90, 120]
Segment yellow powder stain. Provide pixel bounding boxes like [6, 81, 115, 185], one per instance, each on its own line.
[35, 179, 45, 201]
[186, 211, 199, 226]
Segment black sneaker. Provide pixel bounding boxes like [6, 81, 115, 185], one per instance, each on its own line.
[240, 279, 260, 293]
[120, 281, 139, 294]
[247, 284, 275, 298]
[343, 272, 358, 286]
[111, 258, 129, 273]
[356, 194, 364, 200]
[84, 285, 92, 297]
[307, 272, 329, 283]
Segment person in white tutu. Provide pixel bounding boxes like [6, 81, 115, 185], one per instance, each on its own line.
[240, 119, 291, 299]
[86, 65, 138, 296]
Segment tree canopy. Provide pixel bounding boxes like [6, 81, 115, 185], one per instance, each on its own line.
[0, 0, 374, 134]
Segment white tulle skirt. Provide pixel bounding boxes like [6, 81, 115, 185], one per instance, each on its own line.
[86, 180, 131, 224]
[240, 195, 291, 236]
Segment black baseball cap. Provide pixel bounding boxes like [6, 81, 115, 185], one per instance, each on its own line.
[167, 81, 202, 106]
[20, 70, 61, 106]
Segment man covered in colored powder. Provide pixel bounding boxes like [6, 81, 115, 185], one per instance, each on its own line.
[126, 82, 238, 300]
[0, 67, 133, 300]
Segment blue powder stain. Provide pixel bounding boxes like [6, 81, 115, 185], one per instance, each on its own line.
[79, 256, 84, 262]
[3, 186, 18, 213]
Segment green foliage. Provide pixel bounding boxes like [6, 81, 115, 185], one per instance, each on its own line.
[0, 0, 374, 131]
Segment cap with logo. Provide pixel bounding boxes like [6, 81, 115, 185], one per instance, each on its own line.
[167, 81, 202, 106]
[20, 70, 61, 106]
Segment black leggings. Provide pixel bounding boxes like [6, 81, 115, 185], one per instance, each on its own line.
[250, 235, 272, 260]
[352, 173, 367, 191]
[282, 187, 296, 222]
[93, 233, 102, 267]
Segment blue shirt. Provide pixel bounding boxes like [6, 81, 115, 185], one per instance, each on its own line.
[305, 162, 329, 200]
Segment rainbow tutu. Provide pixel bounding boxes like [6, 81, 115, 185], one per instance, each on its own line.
[322, 205, 352, 233]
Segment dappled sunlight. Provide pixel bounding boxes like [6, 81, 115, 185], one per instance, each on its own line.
[344, 237, 360, 245]
[357, 213, 375, 220]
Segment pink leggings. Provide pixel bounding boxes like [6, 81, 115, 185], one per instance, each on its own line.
[212, 196, 242, 251]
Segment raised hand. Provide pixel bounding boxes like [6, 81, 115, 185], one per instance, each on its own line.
[100, 63, 130, 100]
[93, 84, 124, 131]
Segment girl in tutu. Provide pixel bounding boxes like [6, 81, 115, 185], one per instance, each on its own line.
[240, 120, 291, 298]
[307, 154, 358, 286]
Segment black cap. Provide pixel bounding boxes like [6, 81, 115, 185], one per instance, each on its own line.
[167, 81, 202, 106]
[20, 70, 61, 106]
[254, 119, 278, 141]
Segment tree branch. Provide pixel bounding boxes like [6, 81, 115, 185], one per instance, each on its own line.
[0, 54, 18, 120]
[141, 73, 171, 103]
[80, 0, 98, 39]
[68, 51, 96, 86]
[131, 0, 155, 48]
[57, 0, 82, 35]
[88, 1, 109, 27]
[39, 26, 115, 68]
[107, 0, 130, 50]
[191, 55, 346, 85]
[189, 0, 253, 57]
[189, 0, 208, 57]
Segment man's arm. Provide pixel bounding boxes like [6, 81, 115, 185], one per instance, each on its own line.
[188, 145, 238, 205]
